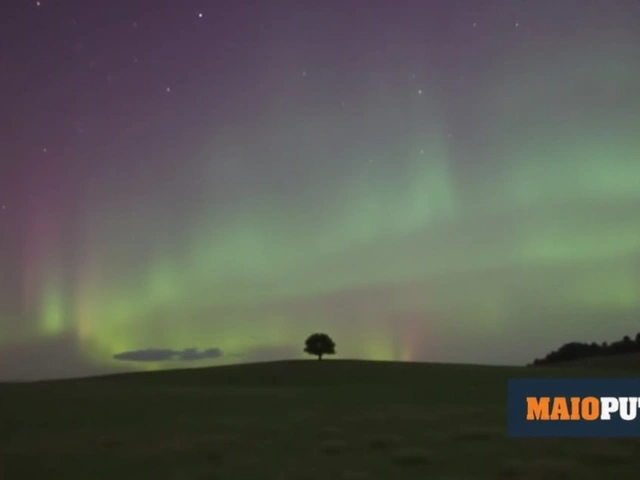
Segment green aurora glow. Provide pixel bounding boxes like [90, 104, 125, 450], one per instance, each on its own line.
[2, 21, 640, 379]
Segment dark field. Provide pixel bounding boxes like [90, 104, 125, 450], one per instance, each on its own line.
[1, 358, 639, 479]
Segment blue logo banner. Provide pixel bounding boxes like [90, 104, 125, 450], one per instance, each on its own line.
[507, 378, 640, 437]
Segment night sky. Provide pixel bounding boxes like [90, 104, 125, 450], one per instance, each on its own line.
[2, 0, 640, 380]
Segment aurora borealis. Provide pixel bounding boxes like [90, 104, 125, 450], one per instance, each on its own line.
[1, 1, 640, 380]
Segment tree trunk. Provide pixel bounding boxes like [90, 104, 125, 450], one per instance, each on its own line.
[318, 354, 323, 360]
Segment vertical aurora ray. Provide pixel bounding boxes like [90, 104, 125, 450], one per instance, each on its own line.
[22, 205, 56, 318]
[38, 278, 66, 336]
[16, 157, 76, 342]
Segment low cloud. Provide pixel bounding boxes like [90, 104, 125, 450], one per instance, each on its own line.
[113, 347, 223, 362]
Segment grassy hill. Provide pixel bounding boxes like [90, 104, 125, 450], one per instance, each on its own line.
[1, 359, 639, 479]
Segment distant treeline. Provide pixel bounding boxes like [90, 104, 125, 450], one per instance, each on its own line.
[531, 333, 640, 366]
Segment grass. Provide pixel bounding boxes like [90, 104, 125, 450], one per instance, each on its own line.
[0, 358, 639, 479]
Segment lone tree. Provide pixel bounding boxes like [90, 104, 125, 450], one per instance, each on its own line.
[304, 333, 336, 360]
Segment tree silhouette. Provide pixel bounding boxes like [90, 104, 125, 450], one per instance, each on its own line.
[304, 333, 336, 360]
[530, 331, 640, 366]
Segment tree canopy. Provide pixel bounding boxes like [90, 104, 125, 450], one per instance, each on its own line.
[304, 333, 336, 360]
[530, 332, 640, 366]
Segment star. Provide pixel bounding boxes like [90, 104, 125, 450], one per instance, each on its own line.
[166, 87, 171, 93]
[417, 89, 423, 95]
[198, 12, 203, 18]
[473, 23, 478, 28]
[1, 205, 6, 210]
[42, 147, 47, 153]
[515, 22, 520, 27]
[420, 149, 425, 154]
[302, 71, 307, 77]
[36, 1, 41, 6]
